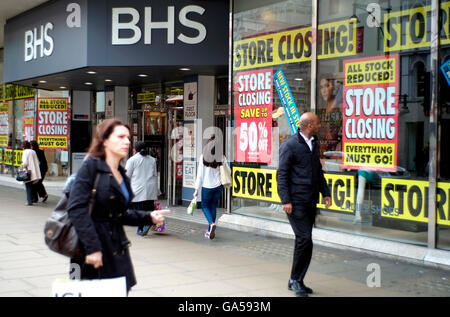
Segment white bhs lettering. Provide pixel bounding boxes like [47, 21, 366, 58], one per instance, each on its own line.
[24, 22, 54, 62]
[112, 5, 207, 45]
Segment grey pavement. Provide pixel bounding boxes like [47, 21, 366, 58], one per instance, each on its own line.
[0, 183, 449, 297]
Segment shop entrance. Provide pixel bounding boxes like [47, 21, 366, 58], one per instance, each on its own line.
[167, 102, 184, 206]
[141, 111, 167, 200]
[131, 85, 185, 206]
[133, 106, 184, 205]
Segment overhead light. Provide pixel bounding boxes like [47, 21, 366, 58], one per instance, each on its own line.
[105, 79, 113, 82]
[179, 68, 190, 71]
[138, 74, 148, 77]
[39, 80, 47, 83]
[294, 78, 303, 81]
[84, 82, 93, 85]
[59, 86, 67, 89]
[87, 71, 97, 74]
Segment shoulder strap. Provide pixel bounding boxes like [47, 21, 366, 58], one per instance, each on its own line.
[87, 173, 101, 216]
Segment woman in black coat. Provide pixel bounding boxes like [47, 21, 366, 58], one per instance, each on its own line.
[67, 118, 170, 293]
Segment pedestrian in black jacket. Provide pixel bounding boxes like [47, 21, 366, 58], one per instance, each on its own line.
[67, 118, 170, 293]
[277, 112, 331, 297]
[31, 140, 48, 202]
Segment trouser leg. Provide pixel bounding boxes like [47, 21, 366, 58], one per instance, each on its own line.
[131, 200, 155, 231]
[201, 187, 214, 224]
[287, 204, 315, 282]
[31, 183, 38, 202]
[209, 186, 223, 223]
[25, 183, 33, 204]
[291, 236, 313, 282]
[35, 178, 47, 198]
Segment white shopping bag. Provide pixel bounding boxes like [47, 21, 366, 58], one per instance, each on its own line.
[52, 277, 127, 297]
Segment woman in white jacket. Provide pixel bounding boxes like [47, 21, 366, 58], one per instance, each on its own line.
[194, 136, 230, 239]
[126, 141, 159, 236]
[20, 141, 41, 206]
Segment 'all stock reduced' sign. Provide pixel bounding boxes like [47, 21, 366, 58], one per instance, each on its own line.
[37, 98, 69, 150]
[342, 54, 399, 172]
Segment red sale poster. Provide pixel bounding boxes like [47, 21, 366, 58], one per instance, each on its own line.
[342, 54, 399, 172]
[235, 68, 273, 163]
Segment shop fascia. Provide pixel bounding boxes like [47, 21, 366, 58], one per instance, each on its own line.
[112, 5, 207, 45]
[24, 3, 80, 62]
[23, 2, 208, 63]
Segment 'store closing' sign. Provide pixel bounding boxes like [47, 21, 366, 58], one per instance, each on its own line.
[342, 54, 399, 172]
[37, 98, 69, 149]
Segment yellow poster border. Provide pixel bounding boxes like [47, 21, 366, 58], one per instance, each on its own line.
[381, 178, 450, 226]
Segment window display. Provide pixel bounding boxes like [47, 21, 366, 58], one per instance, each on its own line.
[231, 0, 449, 250]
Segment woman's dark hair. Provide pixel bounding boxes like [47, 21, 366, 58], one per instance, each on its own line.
[202, 135, 222, 168]
[30, 140, 39, 150]
[22, 141, 31, 149]
[88, 118, 130, 160]
[135, 141, 148, 156]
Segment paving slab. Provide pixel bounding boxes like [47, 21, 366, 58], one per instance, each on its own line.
[0, 184, 448, 298]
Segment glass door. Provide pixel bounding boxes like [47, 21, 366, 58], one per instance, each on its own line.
[167, 106, 184, 206]
[142, 111, 167, 200]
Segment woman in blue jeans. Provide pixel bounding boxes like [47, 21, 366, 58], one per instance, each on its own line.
[194, 136, 230, 239]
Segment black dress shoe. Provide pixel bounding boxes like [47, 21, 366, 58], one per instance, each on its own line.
[288, 279, 302, 292]
[42, 194, 48, 202]
[300, 281, 313, 294]
[295, 289, 309, 297]
[289, 279, 313, 294]
[288, 280, 309, 297]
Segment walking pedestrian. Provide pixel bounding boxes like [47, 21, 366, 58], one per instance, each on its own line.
[193, 135, 230, 239]
[20, 141, 41, 206]
[30, 140, 48, 202]
[67, 118, 170, 294]
[277, 112, 332, 297]
[125, 141, 159, 236]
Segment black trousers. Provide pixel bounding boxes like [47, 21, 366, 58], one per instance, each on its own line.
[287, 202, 317, 282]
[130, 200, 155, 231]
[34, 175, 47, 198]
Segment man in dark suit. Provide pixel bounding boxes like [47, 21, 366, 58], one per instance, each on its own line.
[277, 112, 331, 297]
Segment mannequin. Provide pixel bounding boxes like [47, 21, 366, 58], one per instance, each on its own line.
[354, 170, 374, 223]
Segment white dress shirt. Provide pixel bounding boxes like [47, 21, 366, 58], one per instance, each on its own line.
[299, 131, 314, 151]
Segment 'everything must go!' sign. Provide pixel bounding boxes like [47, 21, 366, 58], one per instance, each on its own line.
[342, 54, 399, 172]
[37, 98, 69, 150]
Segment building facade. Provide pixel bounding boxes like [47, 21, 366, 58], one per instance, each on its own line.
[1, 0, 229, 207]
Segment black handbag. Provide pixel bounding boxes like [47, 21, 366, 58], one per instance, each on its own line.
[16, 169, 31, 182]
[44, 174, 100, 258]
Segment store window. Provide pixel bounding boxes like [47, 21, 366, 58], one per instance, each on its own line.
[231, 0, 449, 249]
[0, 85, 36, 175]
[314, 0, 435, 247]
[232, 0, 312, 221]
[438, 0, 450, 250]
[0, 86, 70, 178]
